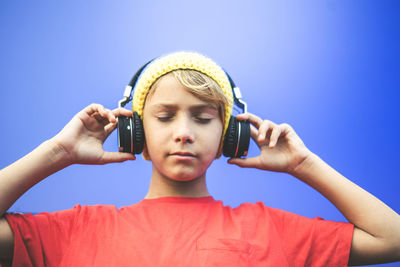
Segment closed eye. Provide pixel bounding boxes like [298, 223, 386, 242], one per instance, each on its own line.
[157, 116, 173, 122]
[157, 116, 211, 124]
[195, 117, 212, 124]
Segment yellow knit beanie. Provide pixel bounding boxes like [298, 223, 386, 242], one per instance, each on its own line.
[132, 51, 234, 159]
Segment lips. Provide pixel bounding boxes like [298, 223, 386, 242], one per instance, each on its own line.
[169, 152, 196, 157]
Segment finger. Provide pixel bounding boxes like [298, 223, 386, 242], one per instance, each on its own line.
[270, 123, 292, 148]
[269, 125, 282, 148]
[85, 103, 106, 116]
[101, 152, 136, 164]
[103, 110, 133, 137]
[235, 113, 248, 121]
[250, 125, 264, 149]
[92, 112, 107, 123]
[250, 125, 258, 141]
[98, 107, 117, 123]
[84, 104, 118, 124]
[257, 120, 275, 143]
[227, 156, 259, 169]
[236, 113, 264, 129]
[90, 108, 118, 126]
[112, 107, 133, 118]
[84, 104, 114, 125]
[104, 121, 118, 137]
[92, 112, 114, 127]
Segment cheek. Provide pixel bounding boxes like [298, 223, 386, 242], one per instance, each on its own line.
[201, 125, 224, 156]
[142, 119, 161, 158]
[143, 123, 165, 150]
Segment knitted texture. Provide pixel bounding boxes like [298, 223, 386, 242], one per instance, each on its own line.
[132, 51, 234, 159]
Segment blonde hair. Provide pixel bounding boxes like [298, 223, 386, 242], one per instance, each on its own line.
[142, 69, 229, 160]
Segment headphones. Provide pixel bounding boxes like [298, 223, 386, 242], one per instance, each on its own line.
[117, 58, 250, 158]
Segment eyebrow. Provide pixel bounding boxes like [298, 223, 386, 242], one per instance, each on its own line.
[151, 103, 218, 112]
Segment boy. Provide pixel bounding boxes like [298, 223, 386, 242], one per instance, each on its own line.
[0, 51, 399, 266]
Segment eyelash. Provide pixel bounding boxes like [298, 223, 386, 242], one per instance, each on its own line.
[157, 116, 212, 124]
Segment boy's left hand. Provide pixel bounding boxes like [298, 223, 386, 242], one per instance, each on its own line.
[228, 112, 313, 174]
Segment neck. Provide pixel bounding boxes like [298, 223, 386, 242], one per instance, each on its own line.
[144, 166, 210, 199]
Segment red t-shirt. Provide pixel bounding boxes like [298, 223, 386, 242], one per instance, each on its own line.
[5, 196, 353, 266]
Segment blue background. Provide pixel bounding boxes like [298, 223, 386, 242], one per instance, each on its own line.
[1, 1, 399, 266]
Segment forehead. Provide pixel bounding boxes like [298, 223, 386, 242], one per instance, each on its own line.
[144, 74, 217, 108]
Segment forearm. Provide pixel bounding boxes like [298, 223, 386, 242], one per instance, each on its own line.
[291, 153, 400, 245]
[0, 139, 71, 216]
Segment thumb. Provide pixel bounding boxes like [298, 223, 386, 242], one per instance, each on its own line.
[101, 152, 136, 164]
[227, 157, 259, 168]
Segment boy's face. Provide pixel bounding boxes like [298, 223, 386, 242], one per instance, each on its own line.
[142, 74, 224, 182]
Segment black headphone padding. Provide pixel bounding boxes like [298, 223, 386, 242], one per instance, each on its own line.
[223, 116, 238, 157]
[132, 112, 145, 154]
[237, 120, 250, 157]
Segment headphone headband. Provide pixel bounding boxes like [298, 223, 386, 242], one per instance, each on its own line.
[119, 54, 247, 114]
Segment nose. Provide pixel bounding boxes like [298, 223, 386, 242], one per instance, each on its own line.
[173, 115, 194, 144]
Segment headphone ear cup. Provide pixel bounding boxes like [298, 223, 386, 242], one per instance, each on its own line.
[223, 116, 238, 158]
[223, 116, 250, 158]
[237, 119, 250, 157]
[117, 116, 133, 153]
[132, 112, 145, 154]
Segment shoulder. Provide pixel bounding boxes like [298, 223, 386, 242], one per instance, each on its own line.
[229, 201, 352, 232]
[4, 204, 125, 226]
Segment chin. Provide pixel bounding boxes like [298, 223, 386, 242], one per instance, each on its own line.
[165, 168, 205, 182]
[169, 177, 198, 183]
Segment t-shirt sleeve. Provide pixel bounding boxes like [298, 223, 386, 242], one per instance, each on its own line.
[5, 204, 82, 267]
[264, 204, 354, 267]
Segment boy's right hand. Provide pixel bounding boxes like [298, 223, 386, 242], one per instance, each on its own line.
[51, 103, 136, 165]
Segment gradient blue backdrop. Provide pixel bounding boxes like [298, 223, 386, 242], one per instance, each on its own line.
[1, 1, 399, 266]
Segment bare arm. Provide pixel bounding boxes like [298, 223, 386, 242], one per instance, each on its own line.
[0, 140, 70, 218]
[0, 139, 70, 262]
[0, 104, 135, 262]
[229, 112, 400, 265]
[291, 153, 400, 265]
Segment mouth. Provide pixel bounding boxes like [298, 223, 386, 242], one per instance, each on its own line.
[169, 152, 196, 158]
